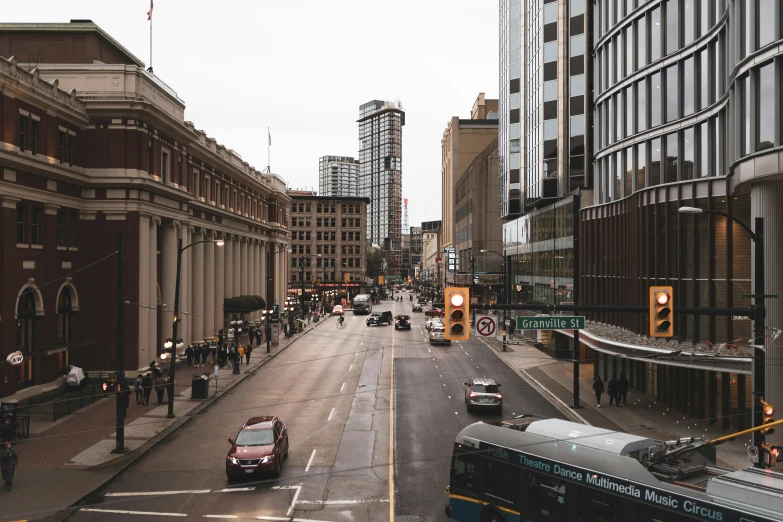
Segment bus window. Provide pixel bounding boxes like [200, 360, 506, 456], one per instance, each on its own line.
[577, 489, 616, 522]
[482, 458, 513, 502]
[526, 472, 567, 521]
[452, 452, 477, 490]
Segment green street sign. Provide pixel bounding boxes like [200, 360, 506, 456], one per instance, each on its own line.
[516, 316, 585, 330]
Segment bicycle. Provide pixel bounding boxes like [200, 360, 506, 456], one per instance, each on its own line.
[337, 320, 347, 329]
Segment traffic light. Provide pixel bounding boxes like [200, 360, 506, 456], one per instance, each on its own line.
[444, 287, 470, 341]
[102, 379, 119, 393]
[649, 286, 674, 338]
[761, 399, 776, 435]
[761, 443, 782, 467]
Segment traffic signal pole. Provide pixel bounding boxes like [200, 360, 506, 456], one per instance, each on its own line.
[112, 230, 128, 454]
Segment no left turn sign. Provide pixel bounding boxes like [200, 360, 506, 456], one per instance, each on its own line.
[476, 315, 497, 337]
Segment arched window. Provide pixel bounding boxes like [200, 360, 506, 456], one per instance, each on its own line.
[15, 288, 37, 388]
[57, 287, 73, 345]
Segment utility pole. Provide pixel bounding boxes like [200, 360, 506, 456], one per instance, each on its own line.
[112, 230, 128, 454]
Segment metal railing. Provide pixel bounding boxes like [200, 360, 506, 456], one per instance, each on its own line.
[52, 382, 112, 421]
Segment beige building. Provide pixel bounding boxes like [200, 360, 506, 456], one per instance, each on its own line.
[441, 93, 499, 265]
[287, 192, 370, 305]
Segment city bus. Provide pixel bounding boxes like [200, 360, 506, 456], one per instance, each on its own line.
[445, 416, 783, 522]
[353, 294, 372, 315]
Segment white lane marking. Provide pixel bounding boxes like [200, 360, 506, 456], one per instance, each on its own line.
[106, 489, 211, 497]
[355, 351, 358, 356]
[340, 382, 346, 392]
[328, 407, 335, 421]
[257, 518, 332, 522]
[443, 384, 446, 387]
[448, 396, 451, 399]
[214, 487, 255, 492]
[306, 449, 316, 471]
[455, 412, 458, 415]
[81, 508, 186, 517]
[272, 485, 302, 516]
[204, 516, 239, 519]
[349, 364, 354, 371]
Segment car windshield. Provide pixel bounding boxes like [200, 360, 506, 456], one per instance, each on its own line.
[473, 384, 499, 393]
[235, 428, 275, 446]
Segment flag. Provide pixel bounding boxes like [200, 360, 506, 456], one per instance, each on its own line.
[147, 0, 153, 20]
[268, 128, 271, 146]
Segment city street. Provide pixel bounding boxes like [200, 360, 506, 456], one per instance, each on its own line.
[64, 296, 564, 522]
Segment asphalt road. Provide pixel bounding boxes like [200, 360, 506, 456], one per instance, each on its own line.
[64, 293, 564, 522]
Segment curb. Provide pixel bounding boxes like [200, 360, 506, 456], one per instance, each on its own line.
[48, 320, 328, 522]
[475, 335, 590, 425]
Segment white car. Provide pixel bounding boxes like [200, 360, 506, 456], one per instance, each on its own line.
[332, 305, 344, 316]
[425, 318, 443, 331]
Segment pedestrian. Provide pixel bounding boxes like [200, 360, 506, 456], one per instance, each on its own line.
[592, 377, 605, 408]
[245, 344, 252, 365]
[1, 442, 18, 491]
[283, 323, 289, 339]
[154, 374, 167, 405]
[185, 345, 193, 367]
[508, 321, 516, 341]
[608, 374, 619, 407]
[255, 328, 262, 346]
[618, 373, 630, 405]
[134, 374, 144, 404]
[238, 345, 245, 365]
[142, 373, 153, 405]
[201, 343, 209, 366]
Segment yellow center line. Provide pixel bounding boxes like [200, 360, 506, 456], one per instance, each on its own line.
[389, 300, 395, 521]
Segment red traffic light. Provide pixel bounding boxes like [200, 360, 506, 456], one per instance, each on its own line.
[765, 405, 775, 416]
[102, 382, 109, 392]
[656, 293, 670, 305]
[450, 293, 464, 307]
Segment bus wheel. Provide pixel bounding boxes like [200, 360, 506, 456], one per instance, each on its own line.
[480, 507, 505, 522]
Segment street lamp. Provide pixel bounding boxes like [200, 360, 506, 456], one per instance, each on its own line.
[266, 246, 292, 352]
[166, 237, 224, 419]
[679, 206, 766, 466]
[299, 254, 322, 321]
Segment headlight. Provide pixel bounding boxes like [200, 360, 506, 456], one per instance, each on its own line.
[228, 457, 239, 465]
[261, 455, 274, 464]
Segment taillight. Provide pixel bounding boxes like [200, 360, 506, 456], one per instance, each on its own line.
[469, 393, 477, 398]
[495, 394, 502, 399]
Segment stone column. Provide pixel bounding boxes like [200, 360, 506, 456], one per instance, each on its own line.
[240, 237, 248, 307]
[255, 241, 262, 319]
[161, 221, 179, 351]
[204, 232, 215, 340]
[150, 218, 159, 357]
[191, 230, 205, 344]
[224, 235, 234, 299]
[248, 240, 256, 321]
[233, 238, 241, 297]
[138, 215, 151, 365]
[260, 241, 267, 308]
[215, 233, 225, 336]
[752, 181, 783, 446]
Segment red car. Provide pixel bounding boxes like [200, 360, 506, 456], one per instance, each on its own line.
[226, 416, 289, 480]
[425, 308, 444, 317]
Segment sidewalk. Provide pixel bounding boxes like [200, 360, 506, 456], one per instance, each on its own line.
[2, 317, 331, 522]
[480, 332, 752, 471]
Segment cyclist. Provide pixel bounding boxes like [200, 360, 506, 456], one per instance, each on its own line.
[337, 315, 345, 328]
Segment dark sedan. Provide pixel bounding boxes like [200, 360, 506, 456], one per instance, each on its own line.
[412, 304, 423, 312]
[425, 308, 444, 317]
[395, 314, 412, 330]
[226, 416, 288, 480]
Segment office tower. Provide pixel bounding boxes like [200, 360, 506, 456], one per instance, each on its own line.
[318, 156, 359, 197]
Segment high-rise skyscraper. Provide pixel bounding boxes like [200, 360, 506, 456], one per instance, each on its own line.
[358, 100, 405, 274]
[318, 156, 359, 197]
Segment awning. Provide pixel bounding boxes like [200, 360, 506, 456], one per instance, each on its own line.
[556, 328, 752, 374]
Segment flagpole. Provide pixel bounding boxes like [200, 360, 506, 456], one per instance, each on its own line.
[148, 0, 154, 73]
[267, 127, 271, 173]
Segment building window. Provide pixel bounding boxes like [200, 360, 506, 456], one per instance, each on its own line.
[666, 0, 679, 55]
[31, 207, 41, 245]
[31, 120, 39, 155]
[161, 150, 170, 184]
[68, 135, 75, 166]
[16, 203, 27, 244]
[666, 63, 679, 122]
[194, 171, 200, 198]
[205, 176, 211, 202]
[57, 211, 65, 246]
[59, 132, 67, 163]
[665, 132, 679, 183]
[18, 115, 27, 152]
[148, 142, 153, 175]
[68, 212, 77, 247]
[757, 62, 775, 151]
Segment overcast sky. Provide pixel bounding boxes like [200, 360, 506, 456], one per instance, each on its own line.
[8, 0, 498, 227]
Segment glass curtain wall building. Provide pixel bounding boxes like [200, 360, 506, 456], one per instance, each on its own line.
[319, 156, 359, 197]
[587, 0, 783, 435]
[500, 0, 593, 304]
[358, 101, 405, 274]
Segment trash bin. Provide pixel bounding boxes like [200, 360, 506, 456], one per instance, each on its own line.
[191, 374, 209, 400]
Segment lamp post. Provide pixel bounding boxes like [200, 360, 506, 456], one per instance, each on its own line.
[166, 237, 224, 419]
[266, 246, 292, 352]
[679, 206, 765, 467]
[299, 254, 322, 321]
[481, 249, 508, 352]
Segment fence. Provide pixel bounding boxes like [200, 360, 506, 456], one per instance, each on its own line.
[52, 382, 112, 421]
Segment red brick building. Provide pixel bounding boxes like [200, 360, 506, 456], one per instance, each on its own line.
[0, 21, 291, 398]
